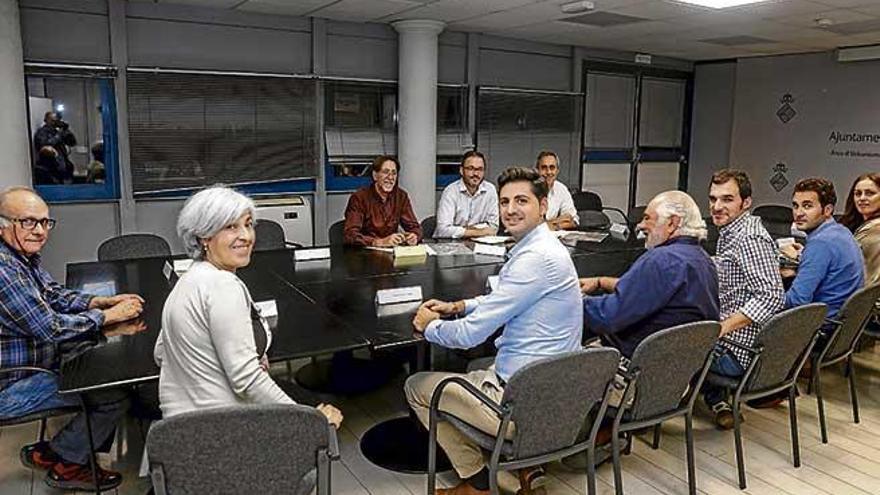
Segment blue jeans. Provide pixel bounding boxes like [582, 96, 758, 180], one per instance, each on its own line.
[702, 345, 745, 407]
[0, 372, 129, 465]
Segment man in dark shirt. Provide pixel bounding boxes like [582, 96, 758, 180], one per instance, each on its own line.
[33, 112, 77, 184]
[343, 155, 422, 246]
[582, 190, 720, 358]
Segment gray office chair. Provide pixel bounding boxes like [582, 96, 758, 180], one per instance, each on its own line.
[254, 219, 302, 251]
[427, 348, 620, 495]
[609, 321, 720, 495]
[809, 283, 880, 443]
[705, 303, 827, 489]
[328, 220, 345, 246]
[420, 215, 436, 239]
[147, 404, 338, 495]
[97, 233, 171, 261]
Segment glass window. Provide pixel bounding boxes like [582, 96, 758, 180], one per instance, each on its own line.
[127, 71, 318, 194]
[584, 73, 635, 149]
[437, 85, 470, 177]
[639, 77, 685, 148]
[26, 73, 119, 200]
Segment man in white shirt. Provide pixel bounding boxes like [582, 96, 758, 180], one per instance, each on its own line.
[434, 151, 499, 238]
[536, 151, 579, 230]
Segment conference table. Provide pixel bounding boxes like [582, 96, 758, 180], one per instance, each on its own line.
[59, 231, 647, 472]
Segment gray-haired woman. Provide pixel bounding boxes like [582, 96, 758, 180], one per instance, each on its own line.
[153, 186, 341, 426]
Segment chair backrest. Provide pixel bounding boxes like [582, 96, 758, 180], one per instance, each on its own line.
[753, 204, 793, 238]
[822, 284, 880, 362]
[745, 303, 827, 393]
[97, 233, 171, 261]
[573, 191, 603, 212]
[626, 321, 720, 420]
[578, 210, 611, 230]
[328, 220, 345, 245]
[147, 404, 329, 494]
[502, 348, 619, 459]
[420, 215, 436, 239]
[627, 205, 647, 226]
[254, 219, 287, 251]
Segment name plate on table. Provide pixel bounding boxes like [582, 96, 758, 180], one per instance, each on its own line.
[609, 223, 629, 241]
[294, 247, 331, 261]
[375, 286, 423, 305]
[163, 259, 194, 280]
[376, 300, 423, 318]
[776, 237, 795, 248]
[394, 245, 428, 258]
[473, 242, 506, 257]
[486, 275, 499, 293]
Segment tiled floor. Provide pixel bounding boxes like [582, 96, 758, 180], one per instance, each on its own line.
[3, 342, 880, 494]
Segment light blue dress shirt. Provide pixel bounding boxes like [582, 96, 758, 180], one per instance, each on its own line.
[424, 223, 583, 381]
[434, 179, 499, 238]
[785, 218, 864, 318]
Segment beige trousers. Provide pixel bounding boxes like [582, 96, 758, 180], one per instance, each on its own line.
[405, 368, 514, 478]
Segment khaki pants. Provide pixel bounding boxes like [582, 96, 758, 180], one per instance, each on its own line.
[405, 368, 514, 479]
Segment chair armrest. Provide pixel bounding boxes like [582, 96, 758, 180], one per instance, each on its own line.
[616, 365, 638, 383]
[428, 376, 505, 418]
[327, 426, 340, 460]
[823, 317, 843, 328]
[719, 336, 762, 356]
[285, 241, 303, 249]
[0, 366, 59, 378]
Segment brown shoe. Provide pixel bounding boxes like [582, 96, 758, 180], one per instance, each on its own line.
[436, 481, 489, 495]
[516, 466, 548, 495]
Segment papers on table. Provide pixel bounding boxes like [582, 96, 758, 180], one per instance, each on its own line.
[375, 286, 423, 305]
[554, 231, 609, 243]
[81, 281, 117, 297]
[473, 242, 506, 257]
[163, 259, 194, 280]
[424, 242, 472, 256]
[473, 235, 512, 245]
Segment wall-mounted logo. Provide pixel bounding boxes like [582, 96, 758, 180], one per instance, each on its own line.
[769, 162, 789, 192]
[776, 94, 796, 124]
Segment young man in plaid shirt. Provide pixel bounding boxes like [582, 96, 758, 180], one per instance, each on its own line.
[0, 187, 144, 491]
[703, 170, 785, 429]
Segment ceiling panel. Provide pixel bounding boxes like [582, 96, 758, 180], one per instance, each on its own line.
[130, 0, 243, 7]
[308, 0, 422, 21]
[775, 8, 875, 28]
[383, 0, 541, 23]
[237, 0, 338, 16]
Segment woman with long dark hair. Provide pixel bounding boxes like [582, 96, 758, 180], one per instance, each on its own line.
[840, 172, 880, 285]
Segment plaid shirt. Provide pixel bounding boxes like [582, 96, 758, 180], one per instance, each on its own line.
[713, 211, 785, 367]
[0, 240, 104, 391]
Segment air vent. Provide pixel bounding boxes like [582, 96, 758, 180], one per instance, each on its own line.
[559, 11, 648, 27]
[700, 35, 775, 46]
[822, 19, 880, 36]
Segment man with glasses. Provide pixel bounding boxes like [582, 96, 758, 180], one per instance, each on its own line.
[434, 151, 498, 239]
[343, 155, 422, 246]
[0, 187, 145, 491]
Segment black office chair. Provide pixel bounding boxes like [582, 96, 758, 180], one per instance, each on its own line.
[753, 204, 793, 238]
[572, 191, 630, 231]
[420, 216, 436, 240]
[627, 205, 647, 226]
[254, 219, 302, 251]
[97, 233, 171, 261]
[328, 220, 345, 246]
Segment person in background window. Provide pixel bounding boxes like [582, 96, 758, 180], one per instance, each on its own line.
[535, 150, 579, 230]
[343, 155, 422, 247]
[434, 150, 498, 239]
[33, 146, 64, 185]
[33, 112, 77, 184]
[839, 172, 880, 286]
[86, 142, 106, 184]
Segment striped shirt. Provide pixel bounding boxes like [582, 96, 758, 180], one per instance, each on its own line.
[713, 211, 785, 367]
[0, 240, 104, 391]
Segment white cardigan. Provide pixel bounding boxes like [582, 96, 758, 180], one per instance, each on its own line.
[154, 261, 293, 418]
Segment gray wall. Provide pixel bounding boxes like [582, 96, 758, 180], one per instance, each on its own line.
[17, 0, 691, 280]
[689, 51, 880, 209]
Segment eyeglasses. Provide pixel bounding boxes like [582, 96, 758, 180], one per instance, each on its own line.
[376, 169, 398, 177]
[4, 217, 57, 230]
[462, 166, 485, 173]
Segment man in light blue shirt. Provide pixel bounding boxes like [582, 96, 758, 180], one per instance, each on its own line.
[434, 151, 499, 239]
[405, 167, 582, 495]
[781, 177, 864, 321]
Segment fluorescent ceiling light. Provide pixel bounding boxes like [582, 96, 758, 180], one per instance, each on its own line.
[670, 0, 770, 8]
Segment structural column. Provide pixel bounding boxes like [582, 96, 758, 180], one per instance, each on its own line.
[392, 19, 445, 221]
[0, 0, 32, 189]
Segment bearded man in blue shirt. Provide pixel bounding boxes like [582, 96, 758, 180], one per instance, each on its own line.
[581, 190, 720, 360]
[406, 167, 583, 495]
